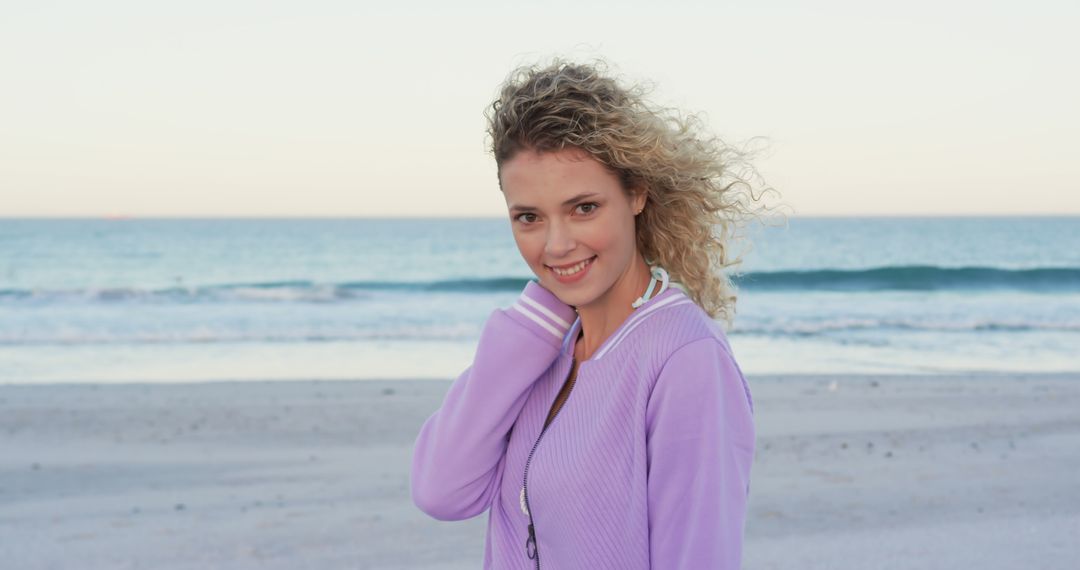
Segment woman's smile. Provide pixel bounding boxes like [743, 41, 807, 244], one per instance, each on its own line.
[547, 255, 597, 283]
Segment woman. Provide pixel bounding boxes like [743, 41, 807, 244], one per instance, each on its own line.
[411, 58, 774, 569]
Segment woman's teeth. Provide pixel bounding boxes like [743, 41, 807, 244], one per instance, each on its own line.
[551, 256, 595, 276]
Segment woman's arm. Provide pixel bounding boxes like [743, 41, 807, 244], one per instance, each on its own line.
[645, 336, 756, 568]
[410, 280, 577, 521]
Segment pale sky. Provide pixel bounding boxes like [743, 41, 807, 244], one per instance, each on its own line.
[1, 0, 1076, 217]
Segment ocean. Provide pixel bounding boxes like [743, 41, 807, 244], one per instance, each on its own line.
[1, 216, 1078, 384]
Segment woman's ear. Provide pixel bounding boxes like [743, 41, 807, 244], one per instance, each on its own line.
[632, 188, 648, 214]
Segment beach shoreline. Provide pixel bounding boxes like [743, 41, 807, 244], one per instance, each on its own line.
[2, 372, 1078, 569]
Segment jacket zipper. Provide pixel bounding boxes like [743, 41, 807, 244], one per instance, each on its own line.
[522, 355, 577, 569]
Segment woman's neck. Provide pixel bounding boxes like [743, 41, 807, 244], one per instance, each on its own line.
[574, 253, 654, 361]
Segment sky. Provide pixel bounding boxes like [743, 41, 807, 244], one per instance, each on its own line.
[1, 0, 1077, 217]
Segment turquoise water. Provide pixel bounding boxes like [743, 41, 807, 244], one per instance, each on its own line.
[1, 216, 1078, 383]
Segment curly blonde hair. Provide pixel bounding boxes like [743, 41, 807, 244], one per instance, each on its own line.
[485, 57, 787, 329]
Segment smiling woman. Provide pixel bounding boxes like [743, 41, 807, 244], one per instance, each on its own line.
[411, 57, 779, 569]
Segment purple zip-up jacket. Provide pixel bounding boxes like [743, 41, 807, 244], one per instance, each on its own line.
[411, 280, 755, 569]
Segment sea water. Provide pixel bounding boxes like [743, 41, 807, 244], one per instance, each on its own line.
[1, 216, 1077, 383]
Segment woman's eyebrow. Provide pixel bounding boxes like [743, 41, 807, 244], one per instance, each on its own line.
[509, 192, 600, 213]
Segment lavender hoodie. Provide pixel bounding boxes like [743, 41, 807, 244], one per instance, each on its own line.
[411, 280, 755, 569]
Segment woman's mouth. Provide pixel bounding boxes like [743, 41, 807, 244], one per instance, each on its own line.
[547, 255, 597, 283]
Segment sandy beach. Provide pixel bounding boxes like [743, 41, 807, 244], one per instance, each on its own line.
[2, 372, 1078, 569]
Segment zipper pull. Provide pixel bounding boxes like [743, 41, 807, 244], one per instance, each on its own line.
[525, 523, 537, 559]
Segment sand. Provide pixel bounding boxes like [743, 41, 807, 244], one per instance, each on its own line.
[1, 372, 1078, 569]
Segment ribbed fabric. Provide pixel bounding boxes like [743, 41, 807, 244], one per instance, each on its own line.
[411, 280, 755, 569]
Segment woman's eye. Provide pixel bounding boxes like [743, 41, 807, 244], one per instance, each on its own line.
[514, 204, 596, 224]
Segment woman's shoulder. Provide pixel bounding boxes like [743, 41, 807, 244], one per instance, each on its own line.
[608, 287, 731, 365]
[657, 296, 731, 356]
[637, 295, 752, 411]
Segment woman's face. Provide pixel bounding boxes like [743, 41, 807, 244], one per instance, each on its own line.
[500, 147, 646, 309]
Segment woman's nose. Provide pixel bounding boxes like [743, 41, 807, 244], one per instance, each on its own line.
[544, 222, 577, 257]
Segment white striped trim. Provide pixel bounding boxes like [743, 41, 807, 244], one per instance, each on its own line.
[511, 302, 565, 339]
[519, 292, 572, 330]
[594, 296, 693, 360]
[562, 315, 582, 352]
